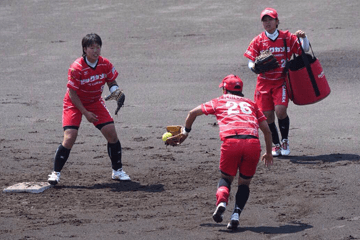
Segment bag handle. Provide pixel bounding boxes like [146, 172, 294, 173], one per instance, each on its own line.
[297, 36, 320, 96]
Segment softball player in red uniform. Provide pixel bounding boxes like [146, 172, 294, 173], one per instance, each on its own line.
[48, 33, 130, 185]
[168, 75, 273, 229]
[244, 8, 310, 156]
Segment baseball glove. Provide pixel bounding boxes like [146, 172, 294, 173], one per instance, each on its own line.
[105, 89, 125, 115]
[164, 125, 188, 146]
[253, 50, 279, 74]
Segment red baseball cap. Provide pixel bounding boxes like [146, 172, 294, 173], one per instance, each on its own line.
[219, 75, 243, 92]
[260, 8, 278, 20]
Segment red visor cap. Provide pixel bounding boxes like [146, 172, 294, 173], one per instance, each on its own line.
[260, 8, 278, 20]
[219, 75, 243, 92]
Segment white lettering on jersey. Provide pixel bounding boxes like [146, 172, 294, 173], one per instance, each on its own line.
[226, 101, 252, 115]
[81, 73, 107, 85]
[282, 85, 286, 102]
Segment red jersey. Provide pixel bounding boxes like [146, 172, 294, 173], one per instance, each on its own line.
[66, 56, 118, 104]
[244, 30, 302, 81]
[201, 94, 266, 140]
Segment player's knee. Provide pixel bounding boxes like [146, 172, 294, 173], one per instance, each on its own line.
[63, 129, 77, 148]
[275, 106, 287, 119]
[107, 135, 119, 144]
[100, 124, 118, 143]
[238, 174, 252, 186]
[264, 111, 275, 123]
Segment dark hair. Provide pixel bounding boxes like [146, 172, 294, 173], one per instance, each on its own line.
[226, 89, 244, 97]
[82, 33, 102, 56]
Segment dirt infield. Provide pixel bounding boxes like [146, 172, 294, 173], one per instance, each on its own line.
[1, 1, 360, 239]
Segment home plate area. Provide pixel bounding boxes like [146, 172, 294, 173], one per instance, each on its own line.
[3, 182, 52, 194]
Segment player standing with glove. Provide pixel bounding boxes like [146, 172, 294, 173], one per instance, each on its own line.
[244, 8, 310, 156]
[47, 33, 130, 185]
[166, 75, 273, 230]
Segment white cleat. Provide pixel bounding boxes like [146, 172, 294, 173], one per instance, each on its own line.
[48, 171, 60, 185]
[227, 212, 240, 230]
[281, 139, 290, 156]
[272, 144, 281, 157]
[112, 168, 131, 181]
[212, 202, 226, 223]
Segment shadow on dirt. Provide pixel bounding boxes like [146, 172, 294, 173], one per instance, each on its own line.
[284, 153, 360, 164]
[214, 221, 313, 234]
[55, 181, 165, 193]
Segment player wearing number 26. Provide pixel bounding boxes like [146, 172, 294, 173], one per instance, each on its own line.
[170, 75, 273, 229]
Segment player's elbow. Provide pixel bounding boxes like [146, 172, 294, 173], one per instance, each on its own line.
[188, 110, 199, 120]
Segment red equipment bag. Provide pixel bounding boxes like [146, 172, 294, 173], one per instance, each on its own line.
[284, 38, 331, 105]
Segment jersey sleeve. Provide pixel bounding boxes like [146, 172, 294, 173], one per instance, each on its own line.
[201, 99, 217, 115]
[244, 36, 260, 61]
[67, 64, 81, 91]
[289, 33, 303, 55]
[102, 57, 118, 83]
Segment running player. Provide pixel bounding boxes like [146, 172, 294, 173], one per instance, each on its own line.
[47, 33, 130, 185]
[244, 7, 310, 156]
[167, 75, 273, 229]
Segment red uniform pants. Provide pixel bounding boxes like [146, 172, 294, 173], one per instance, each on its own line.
[219, 138, 261, 178]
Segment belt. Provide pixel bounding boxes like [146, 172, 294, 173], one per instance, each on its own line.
[225, 135, 258, 139]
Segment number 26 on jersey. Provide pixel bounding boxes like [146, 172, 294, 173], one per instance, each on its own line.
[226, 101, 252, 115]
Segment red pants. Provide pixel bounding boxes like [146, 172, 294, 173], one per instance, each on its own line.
[254, 79, 288, 111]
[219, 138, 261, 178]
[62, 97, 113, 128]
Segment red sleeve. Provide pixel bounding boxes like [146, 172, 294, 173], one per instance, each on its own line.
[201, 99, 217, 115]
[102, 57, 118, 83]
[288, 32, 302, 55]
[67, 64, 81, 91]
[244, 34, 262, 61]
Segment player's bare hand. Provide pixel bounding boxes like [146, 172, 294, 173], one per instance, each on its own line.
[83, 111, 98, 123]
[261, 153, 273, 167]
[295, 30, 306, 38]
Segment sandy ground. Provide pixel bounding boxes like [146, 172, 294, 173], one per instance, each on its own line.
[1, 0, 360, 239]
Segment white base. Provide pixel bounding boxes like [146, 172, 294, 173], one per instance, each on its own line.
[3, 182, 52, 194]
